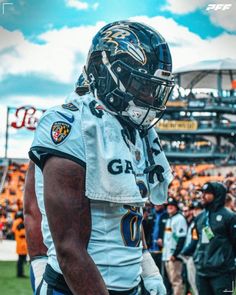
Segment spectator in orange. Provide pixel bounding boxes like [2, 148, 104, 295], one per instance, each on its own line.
[12, 211, 28, 277]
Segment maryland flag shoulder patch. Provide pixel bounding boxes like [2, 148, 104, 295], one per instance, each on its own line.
[51, 121, 71, 145]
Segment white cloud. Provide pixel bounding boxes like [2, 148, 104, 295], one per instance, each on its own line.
[207, 4, 236, 31]
[163, 0, 236, 32]
[130, 16, 236, 70]
[0, 15, 236, 85]
[65, 0, 99, 11]
[0, 27, 23, 51]
[1, 16, 236, 158]
[66, 0, 89, 10]
[92, 2, 99, 10]
[162, 0, 207, 14]
[0, 22, 105, 83]
[0, 16, 236, 83]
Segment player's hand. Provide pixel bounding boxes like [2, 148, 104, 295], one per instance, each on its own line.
[170, 255, 176, 262]
[141, 251, 166, 295]
[156, 276, 167, 295]
[147, 275, 166, 295]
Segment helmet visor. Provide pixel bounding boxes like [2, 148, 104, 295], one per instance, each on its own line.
[126, 73, 174, 109]
[111, 60, 174, 110]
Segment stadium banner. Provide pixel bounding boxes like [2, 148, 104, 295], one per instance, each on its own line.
[5, 106, 46, 158]
[166, 101, 188, 107]
[157, 120, 198, 131]
[188, 100, 205, 108]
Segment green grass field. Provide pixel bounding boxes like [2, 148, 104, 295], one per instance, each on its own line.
[0, 261, 235, 295]
[0, 261, 32, 295]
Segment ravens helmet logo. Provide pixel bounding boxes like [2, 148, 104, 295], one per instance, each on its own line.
[102, 26, 147, 65]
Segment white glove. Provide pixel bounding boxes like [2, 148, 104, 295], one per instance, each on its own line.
[144, 275, 166, 295]
[141, 251, 166, 295]
[31, 257, 48, 290]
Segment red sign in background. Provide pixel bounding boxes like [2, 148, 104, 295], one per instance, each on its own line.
[10, 106, 46, 131]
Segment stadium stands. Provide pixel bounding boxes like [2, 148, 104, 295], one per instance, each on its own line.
[156, 95, 236, 164]
[0, 160, 235, 241]
[0, 161, 26, 240]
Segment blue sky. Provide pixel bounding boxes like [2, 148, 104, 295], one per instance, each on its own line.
[0, 0, 226, 39]
[0, 0, 235, 158]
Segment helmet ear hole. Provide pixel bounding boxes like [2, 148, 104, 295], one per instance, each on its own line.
[104, 93, 122, 110]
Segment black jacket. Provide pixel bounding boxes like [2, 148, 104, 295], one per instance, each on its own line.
[157, 211, 169, 242]
[193, 182, 236, 277]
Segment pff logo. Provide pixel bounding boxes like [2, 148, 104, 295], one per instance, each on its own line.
[206, 3, 232, 10]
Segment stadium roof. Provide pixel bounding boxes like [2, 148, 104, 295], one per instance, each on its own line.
[174, 58, 236, 90]
[175, 58, 236, 73]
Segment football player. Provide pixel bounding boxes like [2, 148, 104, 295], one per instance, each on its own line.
[24, 74, 88, 292]
[28, 20, 174, 295]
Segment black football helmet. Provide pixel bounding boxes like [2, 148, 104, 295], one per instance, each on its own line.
[85, 20, 174, 130]
[75, 72, 90, 96]
[64, 72, 90, 103]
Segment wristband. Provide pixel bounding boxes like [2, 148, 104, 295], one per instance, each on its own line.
[31, 256, 48, 290]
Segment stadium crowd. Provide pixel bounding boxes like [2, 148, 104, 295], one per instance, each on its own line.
[0, 161, 236, 293]
[142, 171, 236, 295]
[0, 162, 26, 240]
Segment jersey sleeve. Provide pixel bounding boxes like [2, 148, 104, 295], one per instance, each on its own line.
[29, 106, 86, 170]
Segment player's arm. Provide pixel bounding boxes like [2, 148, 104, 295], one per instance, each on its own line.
[24, 160, 47, 258]
[24, 160, 48, 291]
[43, 156, 109, 295]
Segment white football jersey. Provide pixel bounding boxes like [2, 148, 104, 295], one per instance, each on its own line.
[31, 95, 153, 291]
[34, 166, 143, 290]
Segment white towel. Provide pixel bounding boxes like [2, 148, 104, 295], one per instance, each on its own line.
[81, 96, 173, 205]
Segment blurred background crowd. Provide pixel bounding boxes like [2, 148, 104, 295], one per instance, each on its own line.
[0, 161, 235, 293]
[1, 162, 235, 242]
